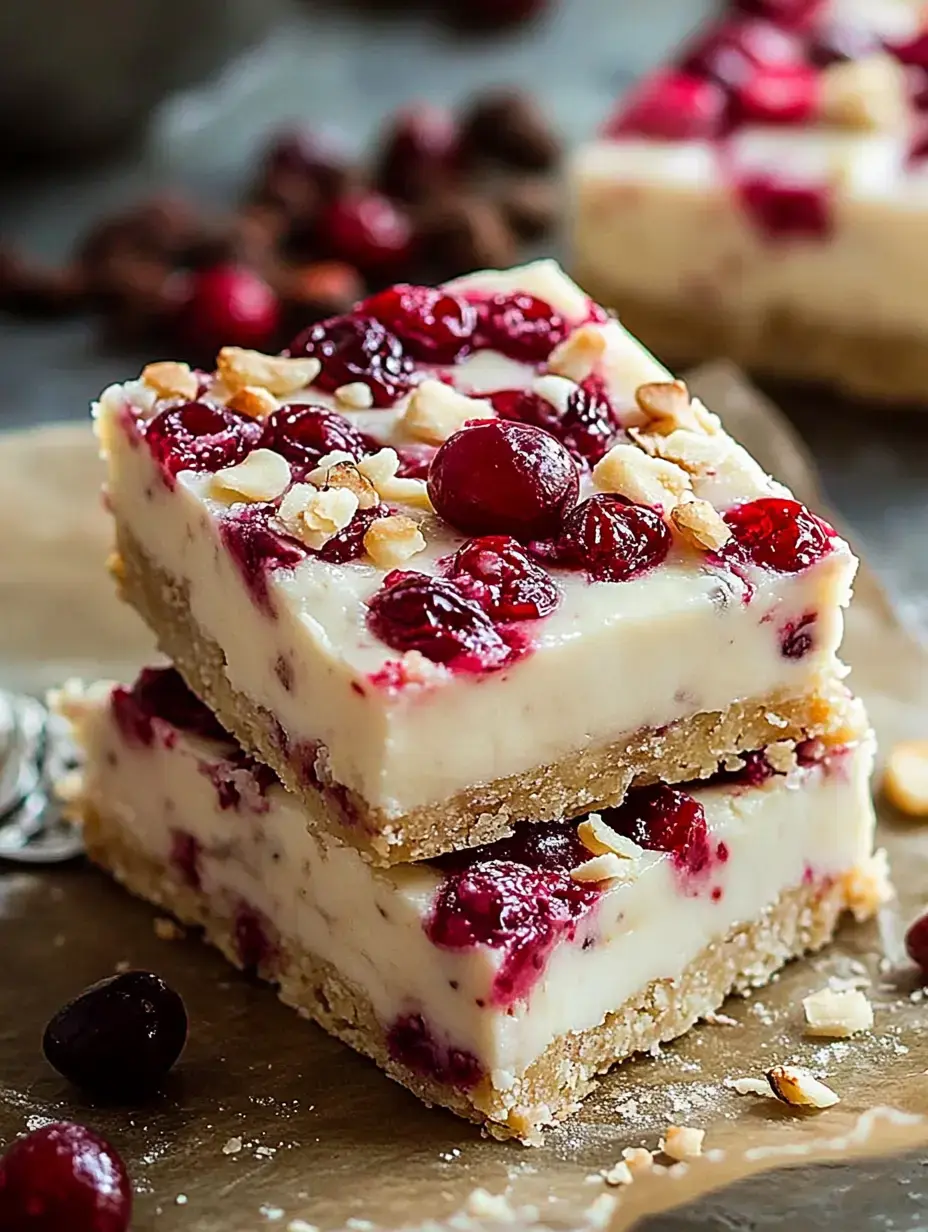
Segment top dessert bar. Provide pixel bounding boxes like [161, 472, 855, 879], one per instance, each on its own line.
[95, 260, 860, 866]
[570, 1, 928, 403]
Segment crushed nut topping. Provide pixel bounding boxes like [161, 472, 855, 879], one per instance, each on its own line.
[593, 442, 692, 511]
[210, 449, 292, 504]
[840, 849, 893, 921]
[670, 498, 732, 552]
[141, 361, 198, 402]
[766, 741, 798, 774]
[217, 347, 321, 396]
[634, 381, 719, 436]
[226, 385, 280, 420]
[401, 379, 493, 445]
[313, 461, 379, 510]
[621, 1147, 654, 1175]
[577, 815, 642, 860]
[277, 483, 359, 550]
[802, 987, 874, 1038]
[601, 1161, 633, 1187]
[766, 1065, 840, 1109]
[335, 381, 375, 410]
[660, 1126, 705, 1161]
[726, 1076, 773, 1097]
[363, 515, 427, 569]
[358, 447, 433, 511]
[546, 324, 609, 382]
[883, 739, 928, 817]
[570, 853, 636, 885]
[821, 53, 908, 133]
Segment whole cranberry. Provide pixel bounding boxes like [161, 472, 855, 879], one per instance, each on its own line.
[178, 264, 280, 358]
[221, 505, 307, 616]
[736, 175, 833, 240]
[606, 785, 711, 877]
[0, 1122, 132, 1232]
[604, 71, 728, 141]
[557, 494, 672, 583]
[428, 421, 579, 540]
[366, 573, 511, 669]
[374, 105, 461, 202]
[723, 497, 836, 572]
[258, 126, 351, 200]
[447, 536, 560, 621]
[287, 314, 414, 407]
[680, 17, 801, 88]
[359, 284, 477, 364]
[475, 291, 568, 364]
[905, 911, 928, 980]
[144, 402, 261, 478]
[730, 63, 820, 126]
[259, 404, 368, 472]
[316, 192, 413, 276]
[490, 383, 620, 466]
[43, 971, 187, 1098]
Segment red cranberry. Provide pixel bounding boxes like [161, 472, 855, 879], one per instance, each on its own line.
[367, 573, 513, 670]
[712, 748, 778, 788]
[780, 611, 817, 659]
[43, 971, 187, 1099]
[557, 493, 671, 583]
[447, 536, 560, 621]
[0, 1122, 131, 1232]
[359, 284, 477, 364]
[394, 442, 437, 479]
[287, 314, 413, 407]
[259, 126, 351, 200]
[258, 404, 369, 472]
[490, 382, 620, 466]
[905, 911, 928, 981]
[374, 105, 461, 202]
[428, 421, 578, 540]
[606, 785, 711, 878]
[178, 264, 280, 357]
[112, 667, 229, 747]
[891, 33, 928, 70]
[474, 291, 568, 363]
[220, 505, 307, 616]
[604, 71, 728, 141]
[315, 192, 413, 276]
[730, 64, 820, 126]
[386, 1014, 482, 1090]
[144, 401, 261, 478]
[681, 18, 801, 89]
[736, 175, 832, 240]
[723, 497, 836, 573]
[170, 830, 202, 889]
[314, 504, 382, 564]
[733, 0, 822, 25]
[234, 903, 274, 971]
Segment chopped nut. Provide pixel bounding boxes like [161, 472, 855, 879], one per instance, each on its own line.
[306, 450, 356, 481]
[217, 347, 321, 395]
[766, 1065, 840, 1109]
[335, 381, 374, 410]
[593, 442, 692, 511]
[577, 815, 643, 860]
[315, 461, 379, 510]
[803, 987, 874, 1038]
[401, 379, 493, 445]
[883, 740, 928, 817]
[546, 324, 608, 382]
[727, 1076, 774, 1097]
[141, 360, 198, 401]
[766, 741, 798, 774]
[703, 1011, 740, 1027]
[531, 373, 575, 417]
[363, 515, 426, 569]
[226, 385, 279, 420]
[841, 849, 894, 921]
[634, 381, 719, 436]
[621, 1147, 654, 1175]
[601, 1161, 633, 1187]
[670, 498, 732, 552]
[210, 448, 292, 504]
[820, 53, 908, 133]
[154, 917, 185, 942]
[358, 448, 433, 511]
[660, 1126, 705, 1161]
[222, 1137, 243, 1155]
[277, 484, 359, 550]
[570, 853, 636, 885]
[631, 425, 730, 475]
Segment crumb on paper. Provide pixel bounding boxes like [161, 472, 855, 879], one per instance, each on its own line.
[601, 1161, 633, 1187]
[659, 1126, 705, 1161]
[622, 1146, 654, 1175]
[464, 1189, 517, 1223]
[260, 1207, 285, 1223]
[287, 1222, 319, 1232]
[766, 1065, 840, 1109]
[175, 1194, 188, 1206]
[803, 987, 874, 1038]
[703, 1011, 739, 1027]
[154, 917, 185, 942]
[222, 1137, 243, 1156]
[725, 1076, 774, 1097]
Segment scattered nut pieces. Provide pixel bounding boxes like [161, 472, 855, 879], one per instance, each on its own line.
[766, 741, 798, 773]
[335, 381, 375, 410]
[570, 853, 635, 885]
[820, 53, 908, 132]
[226, 385, 279, 420]
[703, 1011, 740, 1027]
[546, 324, 608, 382]
[659, 1126, 705, 1161]
[802, 987, 873, 1038]
[210, 448, 292, 504]
[634, 381, 718, 436]
[601, 1161, 633, 1187]
[358, 447, 433, 511]
[401, 378, 493, 445]
[670, 498, 732, 552]
[621, 1147, 654, 1175]
[577, 815, 642, 860]
[316, 461, 380, 510]
[222, 1137, 243, 1155]
[592, 442, 692, 511]
[277, 483, 359, 550]
[766, 1065, 840, 1109]
[153, 917, 185, 942]
[363, 515, 426, 569]
[531, 373, 575, 417]
[841, 848, 894, 921]
[141, 360, 198, 401]
[217, 347, 321, 396]
[883, 740, 928, 817]
[726, 1076, 774, 1097]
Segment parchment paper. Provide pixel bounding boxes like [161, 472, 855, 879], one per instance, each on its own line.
[1, 365, 927, 1232]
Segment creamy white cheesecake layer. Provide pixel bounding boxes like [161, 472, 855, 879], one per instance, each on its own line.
[95, 263, 858, 817]
[74, 682, 876, 1081]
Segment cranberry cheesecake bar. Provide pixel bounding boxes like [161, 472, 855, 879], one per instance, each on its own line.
[95, 260, 860, 865]
[59, 667, 883, 1142]
[570, 1, 928, 402]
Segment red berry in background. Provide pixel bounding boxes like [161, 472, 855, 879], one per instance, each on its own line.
[259, 404, 369, 472]
[428, 421, 579, 540]
[475, 291, 568, 364]
[315, 192, 413, 277]
[144, 402, 262, 478]
[722, 497, 836, 572]
[258, 126, 352, 200]
[680, 18, 801, 89]
[732, 0, 821, 26]
[366, 573, 512, 668]
[359, 284, 477, 363]
[736, 175, 832, 239]
[447, 535, 560, 621]
[374, 105, 462, 202]
[809, 21, 882, 67]
[905, 911, 928, 980]
[287, 314, 414, 406]
[556, 493, 671, 583]
[730, 63, 820, 126]
[178, 264, 280, 358]
[0, 1122, 132, 1232]
[604, 71, 728, 141]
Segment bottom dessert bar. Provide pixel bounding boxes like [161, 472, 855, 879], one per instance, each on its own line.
[59, 669, 883, 1143]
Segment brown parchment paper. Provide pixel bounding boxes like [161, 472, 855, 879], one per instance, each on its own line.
[1, 365, 928, 1232]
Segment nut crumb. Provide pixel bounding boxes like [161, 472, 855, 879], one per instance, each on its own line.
[766, 1065, 840, 1109]
[726, 1076, 773, 1096]
[821, 53, 907, 132]
[211, 449, 292, 504]
[312, 461, 379, 510]
[335, 382, 374, 410]
[277, 484, 359, 550]
[703, 1011, 739, 1027]
[153, 917, 184, 942]
[570, 853, 636, 885]
[621, 1146, 654, 1174]
[217, 348, 321, 396]
[670, 498, 731, 552]
[601, 1161, 633, 1187]
[546, 324, 609, 382]
[141, 360, 198, 401]
[802, 987, 873, 1038]
[577, 814, 642, 860]
[401, 378, 493, 444]
[226, 385, 279, 420]
[358, 448, 433, 511]
[660, 1125, 705, 1161]
[222, 1137, 243, 1155]
[840, 849, 894, 921]
[593, 442, 691, 511]
[464, 1188, 517, 1222]
[883, 740, 928, 817]
[363, 515, 426, 569]
[634, 381, 718, 436]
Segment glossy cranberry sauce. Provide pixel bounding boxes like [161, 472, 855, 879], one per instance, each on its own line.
[386, 1013, 483, 1090]
[111, 667, 230, 748]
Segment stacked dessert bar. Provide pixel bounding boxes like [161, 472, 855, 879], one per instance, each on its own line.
[570, 0, 928, 403]
[62, 260, 884, 1142]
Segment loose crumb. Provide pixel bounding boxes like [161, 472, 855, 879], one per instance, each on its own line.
[153, 917, 185, 942]
[601, 1161, 633, 1187]
[660, 1125, 705, 1161]
[222, 1137, 243, 1156]
[703, 1011, 739, 1027]
[802, 987, 874, 1038]
[766, 1065, 840, 1109]
[464, 1189, 517, 1222]
[726, 1076, 774, 1097]
[622, 1146, 654, 1175]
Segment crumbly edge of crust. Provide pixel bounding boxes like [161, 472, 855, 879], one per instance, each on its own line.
[572, 274, 928, 407]
[111, 526, 865, 867]
[80, 798, 874, 1144]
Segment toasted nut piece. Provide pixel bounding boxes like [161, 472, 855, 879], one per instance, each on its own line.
[401, 379, 493, 445]
[634, 381, 719, 436]
[820, 53, 908, 132]
[357, 447, 401, 488]
[601, 1161, 633, 1187]
[621, 1147, 654, 1175]
[335, 381, 374, 410]
[570, 853, 635, 885]
[358, 447, 433, 511]
[577, 815, 642, 860]
[317, 461, 379, 510]
[593, 442, 692, 511]
[802, 987, 874, 1038]
[727, 1076, 773, 1097]
[306, 450, 356, 481]
[766, 1065, 840, 1109]
[547, 324, 609, 382]
[670, 498, 732, 552]
[363, 515, 426, 569]
[277, 483, 359, 550]
[766, 741, 797, 774]
[217, 347, 321, 395]
[841, 849, 894, 921]
[883, 740, 928, 817]
[210, 449, 292, 504]
[226, 385, 279, 420]
[141, 360, 198, 401]
[660, 1126, 705, 1161]
[531, 373, 575, 416]
[631, 425, 730, 473]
